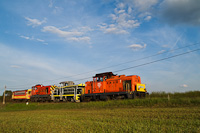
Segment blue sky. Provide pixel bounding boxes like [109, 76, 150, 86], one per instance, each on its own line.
[0, 0, 200, 94]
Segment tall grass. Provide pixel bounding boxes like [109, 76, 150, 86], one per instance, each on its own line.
[150, 91, 200, 98]
[1, 97, 200, 112]
[0, 91, 199, 112]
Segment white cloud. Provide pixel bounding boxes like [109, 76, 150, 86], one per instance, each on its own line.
[42, 26, 83, 37]
[100, 4, 140, 34]
[180, 84, 188, 88]
[132, 0, 158, 12]
[162, 45, 170, 48]
[144, 15, 152, 21]
[68, 36, 91, 44]
[105, 0, 159, 30]
[128, 7, 132, 14]
[25, 17, 46, 27]
[158, 50, 166, 54]
[53, 6, 63, 14]
[10, 65, 22, 68]
[100, 0, 158, 35]
[19, 35, 47, 44]
[98, 23, 128, 34]
[128, 44, 147, 50]
[49, 0, 53, 8]
[110, 14, 118, 21]
[42, 26, 91, 43]
[36, 39, 45, 42]
[20, 35, 33, 40]
[117, 3, 125, 9]
[80, 26, 94, 32]
[117, 9, 125, 14]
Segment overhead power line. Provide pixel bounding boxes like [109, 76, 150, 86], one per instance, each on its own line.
[114, 48, 200, 73]
[72, 48, 200, 82]
[8, 43, 200, 89]
[38, 42, 200, 83]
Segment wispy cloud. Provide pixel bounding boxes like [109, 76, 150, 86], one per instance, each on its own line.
[48, 0, 53, 8]
[0, 43, 93, 88]
[144, 16, 152, 21]
[42, 26, 91, 43]
[162, 45, 170, 48]
[128, 44, 147, 50]
[180, 84, 188, 88]
[19, 35, 47, 45]
[131, 0, 159, 12]
[99, 2, 140, 34]
[42, 26, 82, 36]
[25, 17, 47, 27]
[53, 6, 63, 14]
[157, 50, 166, 54]
[99, 0, 159, 35]
[10, 65, 22, 68]
[98, 23, 128, 34]
[20, 35, 34, 40]
[36, 39, 45, 42]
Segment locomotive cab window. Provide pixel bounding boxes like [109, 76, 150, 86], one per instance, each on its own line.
[105, 76, 107, 80]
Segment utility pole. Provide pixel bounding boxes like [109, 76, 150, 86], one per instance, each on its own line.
[3, 85, 6, 104]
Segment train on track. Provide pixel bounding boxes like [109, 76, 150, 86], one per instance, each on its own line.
[12, 72, 148, 102]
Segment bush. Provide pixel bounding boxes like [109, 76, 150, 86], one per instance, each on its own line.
[150, 91, 200, 98]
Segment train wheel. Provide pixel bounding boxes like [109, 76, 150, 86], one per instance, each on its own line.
[105, 96, 111, 101]
[63, 98, 67, 102]
[84, 97, 91, 102]
[56, 98, 60, 102]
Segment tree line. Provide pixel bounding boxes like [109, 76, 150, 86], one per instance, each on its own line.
[0, 90, 12, 102]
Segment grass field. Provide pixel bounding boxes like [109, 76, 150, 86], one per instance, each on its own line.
[0, 91, 200, 132]
[0, 97, 200, 132]
[0, 106, 200, 132]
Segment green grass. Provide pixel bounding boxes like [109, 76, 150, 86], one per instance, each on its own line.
[0, 107, 199, 132]
[150, 91, 200, 98]
[1, 97, 200, 112]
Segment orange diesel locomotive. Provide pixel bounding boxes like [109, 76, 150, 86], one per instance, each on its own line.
[82, 72, 147, 101]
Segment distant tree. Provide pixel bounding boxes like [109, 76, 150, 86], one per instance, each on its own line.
[3, 90, 12, 97]
[2, 90, 12, 102]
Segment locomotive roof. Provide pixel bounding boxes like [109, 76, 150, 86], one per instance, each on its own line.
[13, 89, 28, 92]
[94, 72, 116, 78]
[59, 81, 75, 86]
